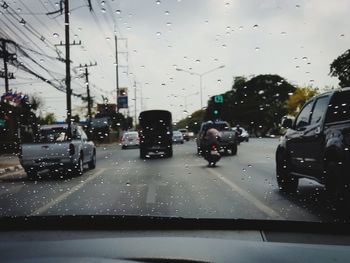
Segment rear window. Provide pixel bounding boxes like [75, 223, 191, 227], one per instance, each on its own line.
[124, 133, 138, 138]
[38, 128, 68, 143]
[326, 91, 350, 123]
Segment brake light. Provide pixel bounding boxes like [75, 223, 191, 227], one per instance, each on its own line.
[211, 145, 217, 150]
[69, 143, 75, 156]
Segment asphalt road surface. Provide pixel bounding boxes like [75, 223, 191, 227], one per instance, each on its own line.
[0, 138, 347, 222]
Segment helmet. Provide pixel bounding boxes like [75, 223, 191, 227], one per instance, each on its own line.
[206, 120, 214, 129]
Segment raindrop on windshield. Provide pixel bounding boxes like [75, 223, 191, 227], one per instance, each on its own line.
[156, 32, 162, 36]
[156, 0, 161, 5]
[115, 10, 121, 14]
[53, 33, 59, 38]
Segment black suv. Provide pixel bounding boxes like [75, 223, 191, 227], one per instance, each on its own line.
[276, 88, 350, 197]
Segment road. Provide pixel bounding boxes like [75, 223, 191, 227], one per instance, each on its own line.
[0, 138, 347, 222]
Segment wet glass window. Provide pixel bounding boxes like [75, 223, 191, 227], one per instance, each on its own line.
[326, 91, 350, 123]
[295, 101, 313, 129]
[310, 96, 329, 125]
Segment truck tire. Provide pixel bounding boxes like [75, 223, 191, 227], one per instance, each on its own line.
[140, 147, 147, 159]
[276, 152, 298, 193]
[325, 161, 348, 203]
[72, 156, 83, 176]
[166, 145, 173, 158]
[88, 151, 96, 169]
[231, 144, 237, 156]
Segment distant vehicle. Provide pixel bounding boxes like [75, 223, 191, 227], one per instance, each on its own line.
[172, 131, 184, 144]
[232, 127, 249, 142]
[276, 88, 350, 198]
[178, 128, 190, 141]
[197, 121, 238, 155]
[19, 124, 96, 180]
[139, 110, 173, 158]
[121, 131, 140, 149]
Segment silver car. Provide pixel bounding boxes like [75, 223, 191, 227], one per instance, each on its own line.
[122, 131, 140, 149]
[172, 131, 184, 144]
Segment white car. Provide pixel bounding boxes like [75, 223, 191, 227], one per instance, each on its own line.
[121, 131, 140, 149]
[172, 131, 184, 144]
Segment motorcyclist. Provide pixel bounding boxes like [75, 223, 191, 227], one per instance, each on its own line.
[201, 121, 221, 156]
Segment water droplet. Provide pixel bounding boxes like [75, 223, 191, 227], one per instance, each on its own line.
[239, 26, 243, 30]
[281, 31, 287, 35]
[20, 18, 26, 25]
[222, 44, 227, 48]
[106, 37, 111, 41]
[156, 0, 161, 4]
[156, 32, 161, 36]
[255, 47, 260, 51]
[296, 4, 300, 8]
[126, 182, 130, 186]
[166, 22, 172, 26]
[53, 33, 59, 38]
[195, 59, 200, 63]
[101, 8, 106, 13]
[225, 2, 230, 7]
[217, 79, 222, 83]
[115, 9, 121, 14]
[340, 34, 345, 37]
[253, 24, 258, 28]
[302, 56, 307, 60]
[165, 10, 170, 15]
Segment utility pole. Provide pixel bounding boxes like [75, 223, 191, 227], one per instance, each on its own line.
[64, 0, 72, 138]
[76, 62, 97, 130]
[1, 40, 9, 92]
[50, 0, 81, 139]
[134, 81, 137, 127]
[115, 33, 120, 112]
[0, 39, 16, 92]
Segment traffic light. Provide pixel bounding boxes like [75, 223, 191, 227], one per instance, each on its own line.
[211, 95, 223, 119]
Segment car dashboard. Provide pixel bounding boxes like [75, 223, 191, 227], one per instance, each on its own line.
[0, 217, 350, 263]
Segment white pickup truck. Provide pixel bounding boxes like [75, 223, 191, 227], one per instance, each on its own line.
[19, 124, 96, 180]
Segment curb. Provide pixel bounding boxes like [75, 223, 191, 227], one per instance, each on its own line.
[0, 165, 23, 176]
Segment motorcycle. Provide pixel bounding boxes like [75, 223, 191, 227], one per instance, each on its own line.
[204, 144, 221, 167]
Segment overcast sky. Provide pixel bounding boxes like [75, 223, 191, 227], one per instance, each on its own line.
[1, 0, 350, 122]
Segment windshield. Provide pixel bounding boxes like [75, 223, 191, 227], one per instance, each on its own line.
[1, 0, 350, 227]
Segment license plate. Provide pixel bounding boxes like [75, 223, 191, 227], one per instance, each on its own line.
[210, 150, 218, 155]
[152, 145, 161, 149]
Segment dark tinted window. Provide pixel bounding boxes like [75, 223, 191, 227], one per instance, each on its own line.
[310, 97, 329, 125]
[326, 91, 350, 123]
[295, 101, 313, 129]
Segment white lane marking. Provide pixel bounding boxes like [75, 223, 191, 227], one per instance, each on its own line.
[146, 184, 157, 204]
[206, 168, 284, 219]
[30, 168, 106, 216]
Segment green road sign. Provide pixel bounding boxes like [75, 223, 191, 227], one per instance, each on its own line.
[0, 119, 6, 126]
[214, 95, 223, 103]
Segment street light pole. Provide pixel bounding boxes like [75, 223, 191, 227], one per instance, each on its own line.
[176, 65, 225, 110]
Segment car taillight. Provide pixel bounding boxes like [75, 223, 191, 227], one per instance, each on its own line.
[211, 145, 217, 150]
[69, 143, 75, 156]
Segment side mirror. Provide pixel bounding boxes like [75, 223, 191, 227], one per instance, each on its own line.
[281, 117, 293, 129]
